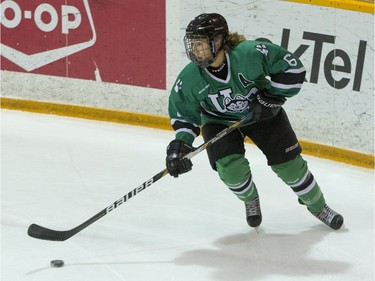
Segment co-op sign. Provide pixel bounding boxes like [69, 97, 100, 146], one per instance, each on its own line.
[0, 0, 96, 71]
[1, 0, 369, 92]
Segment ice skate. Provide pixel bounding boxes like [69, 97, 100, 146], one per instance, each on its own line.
[298, 199, 344, 230]
[310, 203, 344, 230]
[245, 195, 262, 228]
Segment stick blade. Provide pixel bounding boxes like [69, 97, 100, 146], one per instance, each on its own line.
[27, 224, 71, 241]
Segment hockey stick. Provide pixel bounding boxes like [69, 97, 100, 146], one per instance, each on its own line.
[27, 112, 253, 241]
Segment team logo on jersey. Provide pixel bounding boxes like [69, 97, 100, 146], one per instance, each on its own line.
[224, 95, 249, 112]
[174, 79, 183, 92]
[208, 87, 258, 113]
[238, 73, 254, 88]
[256, 44, 269, 56]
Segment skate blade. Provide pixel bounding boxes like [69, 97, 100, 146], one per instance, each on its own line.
[337, 223, 349, 232]
[254, 226, 263, 234]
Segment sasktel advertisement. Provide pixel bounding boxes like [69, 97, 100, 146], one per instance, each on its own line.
[0, 0, 166, 89]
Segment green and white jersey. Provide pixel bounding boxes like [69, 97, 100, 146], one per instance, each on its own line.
[169, 40, 306, 145]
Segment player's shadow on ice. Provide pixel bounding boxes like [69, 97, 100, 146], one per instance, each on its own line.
[174, 226, 350, 281]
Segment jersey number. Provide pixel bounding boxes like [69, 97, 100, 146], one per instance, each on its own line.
[283, 54, 298, 66]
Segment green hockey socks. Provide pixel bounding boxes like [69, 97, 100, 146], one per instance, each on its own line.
[215, 154, 325, 213]
[216, 154, 258, 202]
[271, 155, 325, 213]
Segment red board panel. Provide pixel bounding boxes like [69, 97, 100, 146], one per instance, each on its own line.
[0, 0, 166, 89]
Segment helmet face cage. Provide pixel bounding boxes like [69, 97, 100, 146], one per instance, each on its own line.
[184, 35, 221, 68]
[184, 13, 228, 68]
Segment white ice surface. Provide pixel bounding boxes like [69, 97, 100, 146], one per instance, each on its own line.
[1, 109, 374, 281]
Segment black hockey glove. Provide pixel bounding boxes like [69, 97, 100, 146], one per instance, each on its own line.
[250, 90, 286, 121]
[166, 140, 194, 178]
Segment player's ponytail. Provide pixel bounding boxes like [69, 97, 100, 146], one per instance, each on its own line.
[224, 32, 246, 51]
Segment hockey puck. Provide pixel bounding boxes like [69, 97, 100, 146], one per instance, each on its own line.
[50, 260, 64, 268]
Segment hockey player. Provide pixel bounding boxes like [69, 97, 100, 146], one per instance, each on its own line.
[165, 13, 344, 230]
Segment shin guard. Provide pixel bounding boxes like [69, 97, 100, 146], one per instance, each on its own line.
[271, 155, 325, 213]
[216, 154, 258, 202]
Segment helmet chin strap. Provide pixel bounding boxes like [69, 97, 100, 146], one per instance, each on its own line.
[209, 49, 225, 68]
[198, 38, 224, 68]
